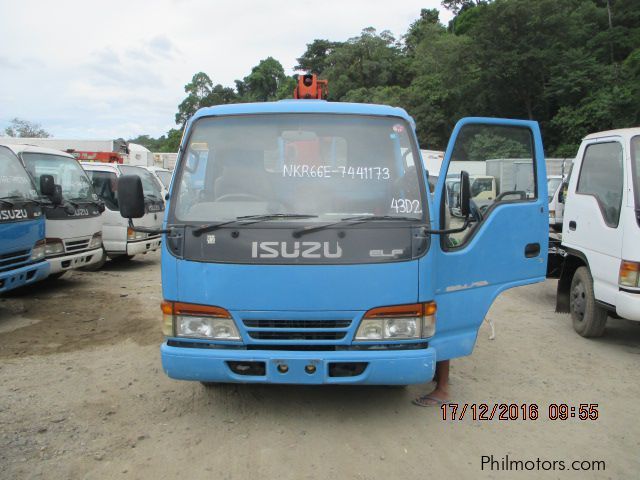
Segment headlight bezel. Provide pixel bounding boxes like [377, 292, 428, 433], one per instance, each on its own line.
[161, 301, 241, 341]
[89, 232, 103, 249]
[127, 227, 147, 241]
[31, 239, 46, 261]
[354, 302, 436, 342]
[44, 238, 65, 257]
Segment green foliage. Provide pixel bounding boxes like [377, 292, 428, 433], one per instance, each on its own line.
[238, 57, 287, 102]
[138, 0, 640, 156]
[4, 118, 50, 138]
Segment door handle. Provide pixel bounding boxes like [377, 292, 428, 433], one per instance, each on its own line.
[569, 221, 576, 231]
[525, 243, 540, 258]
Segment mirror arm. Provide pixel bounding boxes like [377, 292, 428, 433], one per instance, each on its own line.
[127, 218, 173, 235]
[421, 216, 471, 235]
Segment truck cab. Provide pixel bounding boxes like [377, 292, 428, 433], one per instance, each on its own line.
[0, 145, 50, 292]
[556, 128, 640, 336]
[119, 102, 549, 386]
[82, 162, 163, 261]
[8, 145, 104, 277]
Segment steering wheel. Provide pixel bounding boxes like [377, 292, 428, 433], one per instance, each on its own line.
[215, 193, 265, 202]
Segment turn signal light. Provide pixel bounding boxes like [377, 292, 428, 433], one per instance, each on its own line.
[619, 261, 640, 288]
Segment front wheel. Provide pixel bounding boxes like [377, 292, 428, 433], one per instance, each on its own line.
[570, 266, 607, 337]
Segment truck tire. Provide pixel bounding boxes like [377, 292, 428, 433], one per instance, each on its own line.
[570, 266, 607, 337]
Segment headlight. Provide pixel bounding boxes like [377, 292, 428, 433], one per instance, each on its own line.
[619, 260, 640, 288]
[31, 239, 46, 261]
[161, 301, 241, 341]
[45, 238, 65, 256]
[355, 302, 436, 341]
[127, 227, 147, 240]
[89, 232, 102, 249]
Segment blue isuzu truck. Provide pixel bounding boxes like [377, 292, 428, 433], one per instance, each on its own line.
[118, 99, 548, 386]
[0, 145, 49, 293]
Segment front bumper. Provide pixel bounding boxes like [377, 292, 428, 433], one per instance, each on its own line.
[616, 289, 640, 321]
[48, 247, 104, 274]
[161, 342, 436, 385]
[126, 236, 161, 256]
[0, 261, 50, 293]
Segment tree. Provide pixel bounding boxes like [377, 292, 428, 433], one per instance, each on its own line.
[238, 57, 288, 102]
[4, 118, 50, 138]
[175, 73, 237, 126]
[441, 0, 487, 15]
[295, 39, 342, 73]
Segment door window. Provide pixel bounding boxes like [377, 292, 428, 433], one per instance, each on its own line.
[576, 142, 623, 228]
[442, 124, 536, 248]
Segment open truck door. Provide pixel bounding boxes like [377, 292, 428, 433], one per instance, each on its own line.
[428, 118, 548, 360]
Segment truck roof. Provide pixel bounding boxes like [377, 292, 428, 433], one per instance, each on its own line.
[584, 127, 640, 141]
[0, 142, 75, 158]
[191, 100, 415, 128]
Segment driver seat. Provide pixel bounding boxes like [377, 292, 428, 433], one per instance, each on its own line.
[213, 149, 272, 200]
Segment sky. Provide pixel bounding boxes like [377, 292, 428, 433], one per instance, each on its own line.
[0, 0, 451, 140]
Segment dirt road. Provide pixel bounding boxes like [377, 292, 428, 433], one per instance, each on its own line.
[1, 251, 639, 479]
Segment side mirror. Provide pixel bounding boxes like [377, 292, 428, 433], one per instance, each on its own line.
[52, 185, 63, 206]
[459, 171, 471, 218]
[117, 175, 145, 218]
[558, 182, 568, 204]
[40, 174, 55, 196]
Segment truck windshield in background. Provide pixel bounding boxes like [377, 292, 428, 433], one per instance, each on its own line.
[120, 165, 163, 201]
[171, 114, 426, 223]
[155, 171, 172, 188]
[0, 147, 37, 201]
[21, 153, 94, 202]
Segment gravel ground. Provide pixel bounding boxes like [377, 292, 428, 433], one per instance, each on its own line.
[1, 250, 639, 479]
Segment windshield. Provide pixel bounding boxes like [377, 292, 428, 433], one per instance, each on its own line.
[547, 177, 562, 203]
[86, 170, 119, 210]
[22, 153, 94, 201]
[471, 178, 493, 197]
[155, 170, 172, 188]
[172, 114, 425, 223]
[120, 165, 163, 200]
[0, 146, 37, 200]
[632, 136, 640, 209]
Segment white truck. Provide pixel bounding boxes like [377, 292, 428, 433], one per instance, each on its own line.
[81, 162, 163, 263]
[547, 175, 564, 231]
[6, 144, 105, 277]
[552, 127, 640, 336]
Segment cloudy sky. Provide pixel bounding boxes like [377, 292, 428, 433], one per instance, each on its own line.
[0, 0, 451, 140]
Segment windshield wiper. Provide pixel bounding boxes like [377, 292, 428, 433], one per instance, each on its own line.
[0, 197, 15, 207]
[192, 214, 318, 237]
[292, 215, 420, 238]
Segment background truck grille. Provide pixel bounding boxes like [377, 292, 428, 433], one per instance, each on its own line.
[242, 318, 352, 342]
[0, 249, 31, 273]
[64, 238, 91, 253]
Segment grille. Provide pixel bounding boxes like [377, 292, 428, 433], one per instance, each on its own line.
[243, 319, 351, 329]
[0, 249, 31, 273]
[248, 331, 346, 341]
[64, 238, 91, 253]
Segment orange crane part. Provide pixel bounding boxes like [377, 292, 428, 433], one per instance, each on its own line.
[293, 74, 328, 100]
